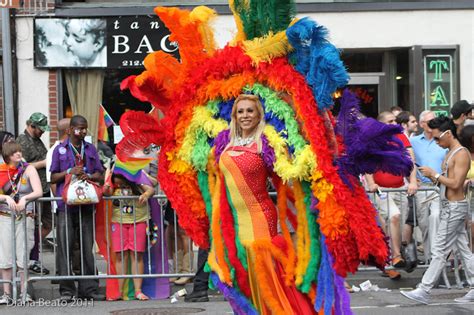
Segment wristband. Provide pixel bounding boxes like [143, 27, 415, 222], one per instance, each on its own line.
[66, 168, 72, 174]
[434, 173, 441, 180]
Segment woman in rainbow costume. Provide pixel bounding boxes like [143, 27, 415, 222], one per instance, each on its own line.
[116, 0, 413, 313]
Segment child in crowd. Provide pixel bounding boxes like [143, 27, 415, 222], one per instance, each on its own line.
[104, 172, 154, 301]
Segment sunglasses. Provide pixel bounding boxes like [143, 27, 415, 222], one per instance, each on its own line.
[433, 130, 450, 142]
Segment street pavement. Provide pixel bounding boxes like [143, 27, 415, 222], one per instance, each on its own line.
[1, 242, 473, 314]
[1, 267, 473, 315]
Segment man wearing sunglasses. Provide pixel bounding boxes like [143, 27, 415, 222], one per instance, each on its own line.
[401, 116, 474, 304]
[17, 112, 52, 276]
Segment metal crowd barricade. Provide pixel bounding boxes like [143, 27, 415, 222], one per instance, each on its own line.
[361, 186, 473, 289]
[2, 195, 194, 301]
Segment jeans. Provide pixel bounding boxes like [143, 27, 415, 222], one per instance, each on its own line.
[420, 200, 474, 291]
[415, 189, 441, 261]
[56, 206, 98, 297]
[193, 248, 210, 292]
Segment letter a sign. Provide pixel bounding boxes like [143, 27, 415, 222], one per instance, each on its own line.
[424, 55, 453, 116]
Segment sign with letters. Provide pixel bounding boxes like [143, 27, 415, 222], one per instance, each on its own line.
[424, 55, 453, 116]
[107, 16, 179, 68]
[34, 16, 179, 69]
[0, 0, 20, 8]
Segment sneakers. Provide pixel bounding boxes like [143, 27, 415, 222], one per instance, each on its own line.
[382, 269, 401, 280]
[29, 260, 50, 275]
[401, 288, 431, 304]
[0, 293, 12, 305]
[454, 289, 474, 303]
[184, 290, 209, 302]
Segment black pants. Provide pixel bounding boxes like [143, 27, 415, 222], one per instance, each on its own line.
[193, 248, 210, 292]
[56, 207, 98, 297]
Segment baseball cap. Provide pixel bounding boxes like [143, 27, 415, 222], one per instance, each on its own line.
[451, 100, 474, 119]
[28, 112, 51, 132]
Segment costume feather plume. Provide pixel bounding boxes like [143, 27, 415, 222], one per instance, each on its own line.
[242, 30, 293, 64]
[118, 1, 413, 313]
[336, 89, 413, 177]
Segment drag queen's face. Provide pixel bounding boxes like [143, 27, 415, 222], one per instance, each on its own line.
[236, 99, 260, 137]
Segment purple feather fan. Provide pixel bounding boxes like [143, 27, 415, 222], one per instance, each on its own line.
[336, 89, 412, 177]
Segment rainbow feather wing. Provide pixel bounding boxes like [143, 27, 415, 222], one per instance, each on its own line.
[118, 3, 413, 314]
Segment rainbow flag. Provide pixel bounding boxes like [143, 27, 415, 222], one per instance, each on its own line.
[114, 157, 153, 183]
[98, 105, 116, 142]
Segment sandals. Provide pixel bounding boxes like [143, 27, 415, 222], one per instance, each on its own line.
[135, 291, 149, 301]
[344, 281, 354, 293]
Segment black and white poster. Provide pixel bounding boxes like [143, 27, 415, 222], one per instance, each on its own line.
[35, 18, 107, 68]
[34, 16, 179, 69]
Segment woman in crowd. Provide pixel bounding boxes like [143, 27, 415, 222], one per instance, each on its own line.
[0, 142, 42, 304]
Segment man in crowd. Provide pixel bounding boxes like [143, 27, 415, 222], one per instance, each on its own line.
[401, 116, 474, 304]
[17, 112, 51, 275]
[365, 111, 417, 279]
[451, 100, 474, 136]
[50, 115, 104, 302]
[396, 111, 418, 138]
[408, 111, 447, 262]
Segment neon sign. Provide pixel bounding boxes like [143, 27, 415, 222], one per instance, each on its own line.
[424, 55, 453, 116]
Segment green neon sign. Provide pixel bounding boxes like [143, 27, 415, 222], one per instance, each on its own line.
[424, 55, 453, 112]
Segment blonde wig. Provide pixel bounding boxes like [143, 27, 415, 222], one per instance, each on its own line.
[227, 94, 265, 153]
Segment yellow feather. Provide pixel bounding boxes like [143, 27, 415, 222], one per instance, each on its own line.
[242, 30, 293, 64]
[189, 6, 217, 55]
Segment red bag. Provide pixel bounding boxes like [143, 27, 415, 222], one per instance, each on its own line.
[61, 174, 103, 205]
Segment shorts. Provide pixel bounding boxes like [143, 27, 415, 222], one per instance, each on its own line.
[374, 189, 406, 220]
[0, 215, 35, 269]
[111, 222, 147, 253]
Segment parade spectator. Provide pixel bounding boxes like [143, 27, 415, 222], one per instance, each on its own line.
[103, 173, 155, 301]
[50, 115, 104, 302]
[408, 111, 447, 262]
[396, 111, 418, 139]
[17, 113, 51, 275]
[390, 106, 403, 117]
[184, 248, 210, 302]
[451, 100, 474, 136]
[365, 111, 417, 279]
[401, 116, 474, 304]
[460, 125, 474, 248]
[0, 132, 15, 163]
[165, 202, 193, 285]
[0, 142, 43, 304]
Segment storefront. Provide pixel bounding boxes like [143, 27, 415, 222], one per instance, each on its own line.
[12, 1, 474, 146]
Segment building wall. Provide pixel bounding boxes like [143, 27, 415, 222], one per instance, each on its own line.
[15, 17, 51, 147]
[303, 9, 474, 102]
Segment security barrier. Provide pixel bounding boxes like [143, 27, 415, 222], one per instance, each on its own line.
[1, 195, 193, 302]
[1, 187, 473, 302]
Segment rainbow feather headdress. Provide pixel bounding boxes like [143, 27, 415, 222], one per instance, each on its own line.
[117, 1, 412, 313]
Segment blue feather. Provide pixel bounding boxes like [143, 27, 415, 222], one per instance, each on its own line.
[287, 18, 349, 110]
[315, 234, 335, 314]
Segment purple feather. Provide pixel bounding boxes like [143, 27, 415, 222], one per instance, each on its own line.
[330, 254, 353, 315]
[336, 89, 412, 177]
[261, 135, 276, 171]
[214, 129, 230, 163]
[210, 273, 258, 315]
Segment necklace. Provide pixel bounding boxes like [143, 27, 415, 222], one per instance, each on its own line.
[236, 135, 255, 146]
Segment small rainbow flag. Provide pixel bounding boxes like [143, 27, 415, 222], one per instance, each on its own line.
[98, 105, 116, 142]
[114, 157, 153, 183]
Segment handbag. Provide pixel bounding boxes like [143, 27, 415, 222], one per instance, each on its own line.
[402, 240, 418, 273]
[61, 174, 103, 205]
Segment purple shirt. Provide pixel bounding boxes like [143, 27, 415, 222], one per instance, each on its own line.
[50, 138, 104, 212]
